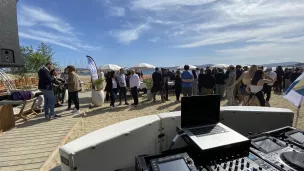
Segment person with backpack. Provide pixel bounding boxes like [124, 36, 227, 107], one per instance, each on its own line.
[67, 65, 82, 114]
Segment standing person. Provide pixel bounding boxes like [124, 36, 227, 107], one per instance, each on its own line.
[264, 68, 277, 102]
[231, 65, 258, 105]
[38, 62, 58, 119]
[199, 68, 216, 95]
[191, 70, 198, 95]
[60, 68, 69, 104]
[283, 68, 292, 91]
[235, 65, 243, 102]
[67, 65, 81, 114]
[50, 69, 64, 108]
[215, 68, 226, 98]
[181, 65, 194, 96]
[174, 71, 182, 101]
[226, 65, 236, 106]
[106, 71, 119, 109]
[275, 66, 284, 92]
[116, 69, 129, 105]
[129, 70, 140, 106]
[290, 68, 302, 83]
[162, 69, 169, 101]
[151, 68, 162, 102]
[245, 70, 274, 106]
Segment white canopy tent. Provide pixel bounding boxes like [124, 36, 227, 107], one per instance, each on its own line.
[211, 64, 230, 68]
[99, 64, 122, 71]
[177, 65, 197, 70]
[130, 63, 156, 70]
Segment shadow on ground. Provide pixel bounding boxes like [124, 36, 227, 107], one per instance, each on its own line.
[50, 165, 61, 171]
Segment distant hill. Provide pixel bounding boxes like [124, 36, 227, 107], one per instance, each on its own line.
[196, 64, 214, 68]
[262, 61, 300, 67]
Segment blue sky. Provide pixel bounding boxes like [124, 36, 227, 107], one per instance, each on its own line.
[17, 0, 304, 68]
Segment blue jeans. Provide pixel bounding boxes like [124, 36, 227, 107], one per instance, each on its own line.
[40, 89, 55, 117]
[110, 89, 118, 107]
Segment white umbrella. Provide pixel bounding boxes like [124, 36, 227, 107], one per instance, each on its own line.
[177, 65, 197, 70]
[211, 64, 230, 68]
[99, 64, 121, 71]
[130, 63, 156, 70]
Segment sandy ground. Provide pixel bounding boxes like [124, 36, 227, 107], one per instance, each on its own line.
[66, 92, 304, 144]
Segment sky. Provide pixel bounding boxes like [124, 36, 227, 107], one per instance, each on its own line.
[17, 0, 304, 68]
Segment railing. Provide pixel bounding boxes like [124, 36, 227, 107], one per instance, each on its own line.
[0, 78, 39, 94]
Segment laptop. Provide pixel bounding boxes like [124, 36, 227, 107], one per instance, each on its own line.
[181, 95, 249, 150]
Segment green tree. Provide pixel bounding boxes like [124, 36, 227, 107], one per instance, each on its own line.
[11, 42, 56, 77]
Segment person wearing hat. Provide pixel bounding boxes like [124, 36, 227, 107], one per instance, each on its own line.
[226, 65, 236, 106]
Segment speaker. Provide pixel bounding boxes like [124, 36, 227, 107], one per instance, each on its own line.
[0, 0, 24, 67]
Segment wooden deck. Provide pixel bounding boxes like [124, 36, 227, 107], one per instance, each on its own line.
[0, 92, 91, 171]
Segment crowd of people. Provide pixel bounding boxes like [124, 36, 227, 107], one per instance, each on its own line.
[150, 65, 303, 107]
[37, 62, 303, 119]
[38, 62, 82, 119]
[103, 69, 141, 109]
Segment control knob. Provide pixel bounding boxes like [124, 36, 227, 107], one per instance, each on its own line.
[240, 164, 244, 170]
[246, 162, 250, 168]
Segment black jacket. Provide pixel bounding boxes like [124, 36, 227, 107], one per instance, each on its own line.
[105, 77, 119, 91]
[198, 74, 216, 89]
[290, 72, 301, 83]
[38, 67, 53, 90]
[152, 72, 162, 85]
[174, 76, 182, 90]
[215, 72, 226, 85]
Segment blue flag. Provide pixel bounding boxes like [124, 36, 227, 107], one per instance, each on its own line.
[283, 73, 304, 107]
[87, 56, 98, 81]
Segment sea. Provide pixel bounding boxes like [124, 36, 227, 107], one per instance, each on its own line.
[77, 69, 156, 76]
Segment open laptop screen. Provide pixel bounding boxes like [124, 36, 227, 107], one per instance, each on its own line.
[181, 95, 220, 128]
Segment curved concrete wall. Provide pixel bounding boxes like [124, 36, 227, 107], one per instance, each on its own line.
[60, 106, 294, 171]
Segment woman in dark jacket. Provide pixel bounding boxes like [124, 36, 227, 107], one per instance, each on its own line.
[105, 71, 119, 109]
[215, 68, 226, 98]
[198, 68, 216, 95]
[50, 69, 64, 108]
[174, 71, 182, 101]
[275, 66, 284, 92]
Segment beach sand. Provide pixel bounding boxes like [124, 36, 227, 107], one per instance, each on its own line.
[66, 92, 304, 144]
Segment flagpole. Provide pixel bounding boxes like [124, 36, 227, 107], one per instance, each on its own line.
[295, 105, 301, 128]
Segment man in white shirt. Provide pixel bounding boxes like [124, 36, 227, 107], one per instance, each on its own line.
[116, 69, 129, 105]
[265, 68, 277, 102]
[129, 69, 140, 106]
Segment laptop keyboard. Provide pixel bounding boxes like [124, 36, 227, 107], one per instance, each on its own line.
[189, 125, 228, 137]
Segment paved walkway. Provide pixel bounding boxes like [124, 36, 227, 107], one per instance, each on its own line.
[0, 92, 91, 171]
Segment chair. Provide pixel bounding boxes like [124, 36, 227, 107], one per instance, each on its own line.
[13, 98, 38, 121]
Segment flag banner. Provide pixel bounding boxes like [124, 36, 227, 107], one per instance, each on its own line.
[283, 73, 304, 107]
[87, 56, 98, 81]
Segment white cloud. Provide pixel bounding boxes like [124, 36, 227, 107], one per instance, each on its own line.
[17, 5, 99, 51]
[215, 43, 304, 62]
[171, 0, 304, 48]
[18, 32, 78, 51]
[112, 23, 150, 44]
[131, 0, 217, 11]
[108, 7, 125, 17]
[175, 22, 304, 48]
[149, 37, 160, 42]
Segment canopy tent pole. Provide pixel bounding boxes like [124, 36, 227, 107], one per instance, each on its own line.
[294, 105, 301, 128]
